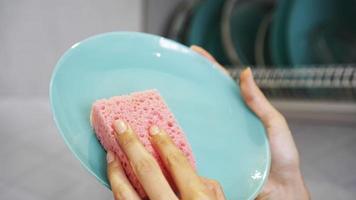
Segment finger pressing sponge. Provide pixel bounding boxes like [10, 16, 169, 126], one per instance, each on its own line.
[90, 89, 195, 197]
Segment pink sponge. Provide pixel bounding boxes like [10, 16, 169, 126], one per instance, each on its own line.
[91, 89, 195, 197]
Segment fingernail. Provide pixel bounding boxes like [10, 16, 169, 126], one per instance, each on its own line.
[114, 120, 127, 134]
[244, 67, 254, 82]
[150, 125, 160, 136]
[106, 151, 115, 163]
[244, 66, 251, 74]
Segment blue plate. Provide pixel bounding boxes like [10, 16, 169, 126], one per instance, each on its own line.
[50, 32, 270, 200]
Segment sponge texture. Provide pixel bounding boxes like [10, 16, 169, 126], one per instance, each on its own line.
[91, 89, 195, 197]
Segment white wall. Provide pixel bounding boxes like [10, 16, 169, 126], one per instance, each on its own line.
[144, 0, 183, 34]
[0, 0, 143, 96]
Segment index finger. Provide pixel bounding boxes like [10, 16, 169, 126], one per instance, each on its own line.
[239, 68, 287, 129]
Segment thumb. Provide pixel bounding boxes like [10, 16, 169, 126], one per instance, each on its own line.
[239, 67, 286, 129]
[240, 68, 300, 169]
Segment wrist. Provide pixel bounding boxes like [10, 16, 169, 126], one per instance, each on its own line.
[258, 170, 310, 200]
[288, 171, 310, 199]
[280, 171, 310, 200]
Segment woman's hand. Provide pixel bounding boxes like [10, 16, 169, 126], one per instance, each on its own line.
[239, 69, 310, 200]
[191, 45, 310, 200]
[107, 120, 226, 200]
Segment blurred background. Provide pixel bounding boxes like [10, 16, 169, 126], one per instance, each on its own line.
[0, 0, 355, 199]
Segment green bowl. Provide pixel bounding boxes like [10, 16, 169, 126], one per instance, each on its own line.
[271, 0, 356, 66]
[228, 0, 274, 65]
[187, 0, 231, 65]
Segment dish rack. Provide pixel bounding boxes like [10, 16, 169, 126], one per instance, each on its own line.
[157, 0, 356, 119]
[227, 65, 356, 122]
[227, 65, 356, 101]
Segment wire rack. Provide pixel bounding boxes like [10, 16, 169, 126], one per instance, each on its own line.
[227, 65, 356, 101]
